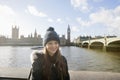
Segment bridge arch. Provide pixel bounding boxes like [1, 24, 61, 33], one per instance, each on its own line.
[82, 42, 89, 48]
[108, 40, 120, 46]
[106, 40, 120, 51]
[90, 41, 104, 49]
[107, 39, 120, 45]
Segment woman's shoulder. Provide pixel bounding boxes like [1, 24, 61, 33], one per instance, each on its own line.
[61, 55, 67, 63]
[30, 50, 44, 63]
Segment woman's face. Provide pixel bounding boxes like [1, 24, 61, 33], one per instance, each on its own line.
[45, 40, 59, 56]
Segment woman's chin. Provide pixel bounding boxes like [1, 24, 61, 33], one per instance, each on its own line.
[49, 51, 56, 55]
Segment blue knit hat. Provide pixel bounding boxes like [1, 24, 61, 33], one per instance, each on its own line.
[43, 27, 60, 46]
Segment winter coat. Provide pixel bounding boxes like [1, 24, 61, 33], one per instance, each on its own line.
[31, 50, 70, 80]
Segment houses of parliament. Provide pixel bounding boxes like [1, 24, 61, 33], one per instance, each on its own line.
[0, 25, 71, 46]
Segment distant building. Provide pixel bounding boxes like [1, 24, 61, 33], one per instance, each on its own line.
[34, 29, 37, 38]
[0, 25, 72, 46]
[67, 24, 71, 45]
[79, 36, 91, 41]
[17, 28, 43, 46]
[60, 35, 66, 46]
[73, 36, 92, 44]
[12, 25, 19, 39]
[0, 25, 43, 46]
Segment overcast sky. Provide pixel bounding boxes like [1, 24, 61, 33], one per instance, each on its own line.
[0, 0, 120, 40]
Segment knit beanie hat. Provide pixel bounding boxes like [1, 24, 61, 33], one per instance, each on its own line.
[43, 27, 60, 46]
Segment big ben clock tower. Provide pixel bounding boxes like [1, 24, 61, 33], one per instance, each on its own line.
[67, 24, 71, 45]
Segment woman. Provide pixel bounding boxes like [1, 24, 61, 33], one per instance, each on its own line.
[31, 27, 70, 80]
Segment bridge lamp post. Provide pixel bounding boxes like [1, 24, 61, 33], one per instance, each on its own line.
[88, 36, 91, 49]
[103, 36, 107, 51]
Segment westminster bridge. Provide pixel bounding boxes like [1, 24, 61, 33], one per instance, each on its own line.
[79, 37, 120, 51]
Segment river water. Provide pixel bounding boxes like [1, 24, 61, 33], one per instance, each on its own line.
[0, 46, 120, 73]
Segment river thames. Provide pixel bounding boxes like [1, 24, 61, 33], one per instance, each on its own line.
[0, 46, 120, 73]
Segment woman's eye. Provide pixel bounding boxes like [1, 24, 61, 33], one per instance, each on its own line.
[55, 42, 58, 44]
[48, 42, 52, 45]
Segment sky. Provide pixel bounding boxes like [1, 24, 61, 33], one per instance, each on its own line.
[0, 0, 120, 41]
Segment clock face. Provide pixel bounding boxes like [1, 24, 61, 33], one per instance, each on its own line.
[68, 30, 70, 32]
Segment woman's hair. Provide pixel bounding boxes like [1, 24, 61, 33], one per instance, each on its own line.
[42, 47, 67, 79]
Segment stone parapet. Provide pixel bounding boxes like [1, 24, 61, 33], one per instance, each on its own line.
[0, 67, 120, 80]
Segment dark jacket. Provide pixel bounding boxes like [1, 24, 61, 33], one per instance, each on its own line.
[31, 51, 70, 80]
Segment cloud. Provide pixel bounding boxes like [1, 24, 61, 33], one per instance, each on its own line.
[0, 5, 16, 16]
[92, 0, 103, 2]
[47, 18, 54, 22]
[0, 5, 17, 36]
[90, 6, 120, 29]
[114, 6, 120, 16]
[56, 18, 63, 23]
[71, 0, 90, 12]
[76, 6, 120, 35]
[0, 4, 16, 24]
[71, 26, 80, 32]
[76, 17, 92, 27]
[65, 17, 71, 21]
[56, 18, 61, 22]
[89, 8, 113, 25]
[47, 18, 64, 23]
[77, 6, 120, 27]
[27, 5, 47, 17]
[70, 0, 103, 12]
